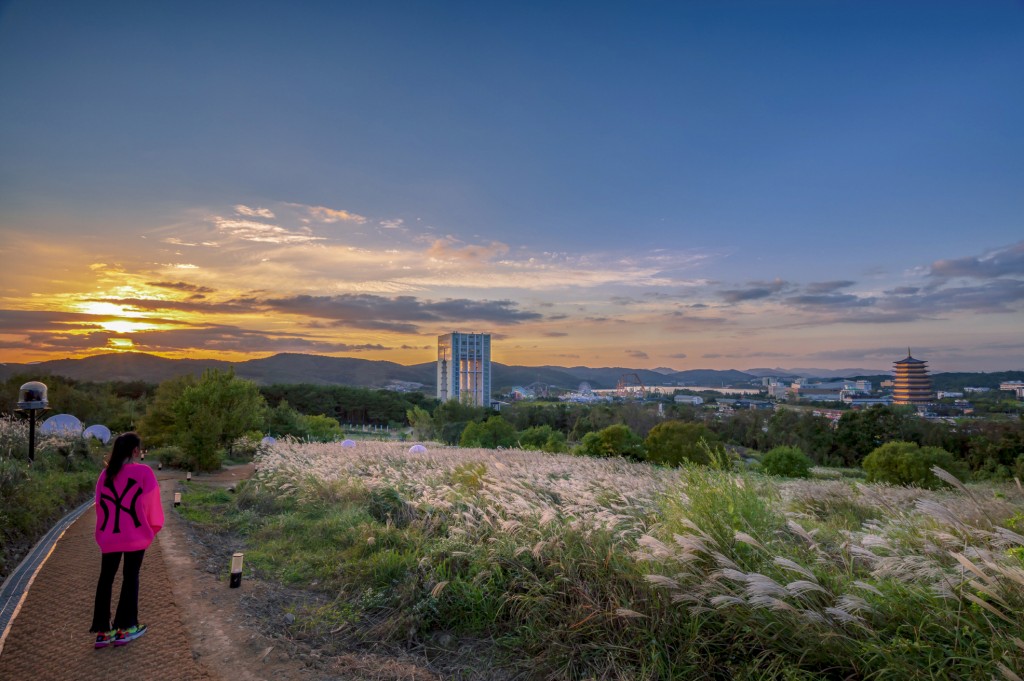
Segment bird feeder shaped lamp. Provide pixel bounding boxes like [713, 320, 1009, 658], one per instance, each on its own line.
[18, 381, 48, 410]
[17, 381, 49, 463]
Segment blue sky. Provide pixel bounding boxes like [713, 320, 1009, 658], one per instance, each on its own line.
[1, 0, 1022, 371]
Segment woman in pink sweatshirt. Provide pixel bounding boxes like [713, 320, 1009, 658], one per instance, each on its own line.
[89, 432, 164, 648]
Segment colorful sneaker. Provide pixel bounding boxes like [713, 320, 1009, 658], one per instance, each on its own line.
[94, 630, 115, 648]
[113, 624, 147, 646]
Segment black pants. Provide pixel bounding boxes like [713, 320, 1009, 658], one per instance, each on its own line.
[90, 549, 145, 632]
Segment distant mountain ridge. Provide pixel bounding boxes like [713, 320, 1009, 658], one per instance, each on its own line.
[744, 367, 889, 379]
[0, 352, 759, 391]
[3, 353, 1017, 392]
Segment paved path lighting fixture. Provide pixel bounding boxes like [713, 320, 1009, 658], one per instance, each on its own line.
[230, 553, 244, 588]
[16, 381, 49, 464]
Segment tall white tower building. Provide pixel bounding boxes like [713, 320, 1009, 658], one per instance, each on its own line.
[437, 332, 491, 406]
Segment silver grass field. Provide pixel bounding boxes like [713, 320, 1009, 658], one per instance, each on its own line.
[192, 439, 1024, 680]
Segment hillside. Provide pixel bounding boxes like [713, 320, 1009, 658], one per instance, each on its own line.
[2, 353, 1018, 394]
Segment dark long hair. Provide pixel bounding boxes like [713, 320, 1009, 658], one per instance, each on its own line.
[106, 432, 141, 491]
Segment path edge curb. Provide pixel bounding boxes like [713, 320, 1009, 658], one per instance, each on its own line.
[0, 498, 94, 657]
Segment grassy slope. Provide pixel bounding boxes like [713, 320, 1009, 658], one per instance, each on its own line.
[178, 441, 1024, 680]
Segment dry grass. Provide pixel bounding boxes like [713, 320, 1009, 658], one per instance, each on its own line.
[240, 441, 1024, 679]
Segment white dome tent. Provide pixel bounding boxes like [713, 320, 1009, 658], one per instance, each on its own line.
[39, 414, 83, 436]
[83, 424, 112, 444]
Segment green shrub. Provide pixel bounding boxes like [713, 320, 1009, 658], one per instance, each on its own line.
[234, 479, 296, 515]
[761, 446, 812, 478]
[517, 425, 567, 453]
[862, 441, 968, 488]
[0, 452, 99, 581]
[575, 424, 644, 459]
[150, 445, 190, 469]
[459, 416, 517, 449]
[367, 486, 415, 527]
[642, 421, 718, 466]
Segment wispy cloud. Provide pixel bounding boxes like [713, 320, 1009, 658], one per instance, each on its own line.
[0, 308, 387, 356]
[262, 293, 542, 332]
[234, 205, 275, 219]
[929, 241, 1024, 280]
[719, 279, 792, 303]
[146, 281, 215, 293]
[90, 297, 252, 314]
[214, 217, 323, 244]
[785, 293, 874, 308]
[304, 205, 368, 224]
[124, 325, 386, 354]
[426, 236, 510, 262]
[805, 280, 856, 294]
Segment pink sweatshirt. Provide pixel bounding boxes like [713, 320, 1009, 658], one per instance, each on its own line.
[94, 463, 164, 553]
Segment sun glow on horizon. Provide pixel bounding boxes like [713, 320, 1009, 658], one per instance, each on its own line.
[99, 319, 159, 333]
[70, 301, 163, 333]
[75, 301, 145, 318]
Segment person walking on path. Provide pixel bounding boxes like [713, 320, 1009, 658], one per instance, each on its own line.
[90, 432, 164, 648]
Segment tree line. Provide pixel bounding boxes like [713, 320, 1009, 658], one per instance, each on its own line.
[424, 398, 1024, 480]
[4, 371, 1021, 479]
[1, 371, 435, 471]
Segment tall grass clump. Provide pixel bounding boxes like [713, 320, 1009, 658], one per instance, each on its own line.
[638, 464, 1024, 679]
[178, 439, 1024, 680]
[0, 416, 104, 581]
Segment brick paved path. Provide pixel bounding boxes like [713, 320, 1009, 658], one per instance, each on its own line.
[0, 479, 211, 681]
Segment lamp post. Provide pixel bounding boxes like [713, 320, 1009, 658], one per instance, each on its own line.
[17, 381, 49, 464]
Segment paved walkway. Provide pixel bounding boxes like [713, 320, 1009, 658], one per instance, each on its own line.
[0, 471, 212, 681]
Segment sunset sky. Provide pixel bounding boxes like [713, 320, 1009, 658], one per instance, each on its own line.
[1, 1, 1022, 372]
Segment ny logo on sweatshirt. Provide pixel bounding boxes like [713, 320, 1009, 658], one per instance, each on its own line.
[98, 478, 144, 534]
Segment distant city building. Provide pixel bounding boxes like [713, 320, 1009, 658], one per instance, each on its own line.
[767, 380, 790, 400]
[999, 380, 1024, 391]
[734, 399, 772, 410]
[892, 349, 933, 405]
[847, 396, 894, 408]
[963, 386, 991, 393]
[437, 332, 491, 407]
[674, 395, 704, 406]
[789, 379, 869, 402]
[937, 391, 964, 399]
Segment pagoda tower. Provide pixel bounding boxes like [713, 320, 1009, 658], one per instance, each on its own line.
[892, 348, 932, 405]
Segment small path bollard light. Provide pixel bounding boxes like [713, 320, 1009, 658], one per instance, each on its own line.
[16, 381, 49, 464]
[186, 471, 192, 481]
[174, 492, 181, 507]
[230, 553, 244, 588]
